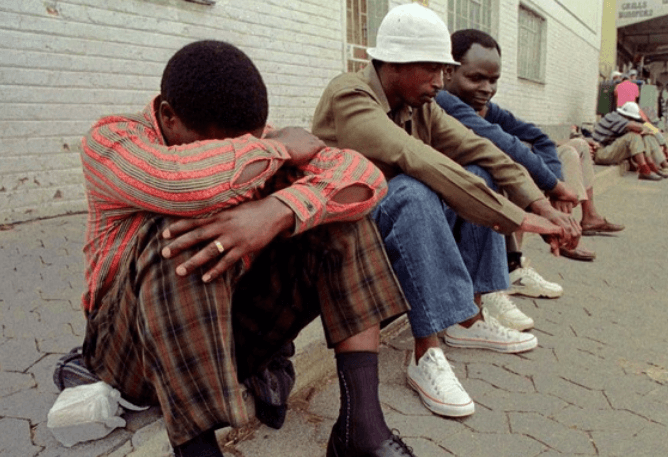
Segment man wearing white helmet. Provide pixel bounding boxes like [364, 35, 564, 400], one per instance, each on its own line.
[313, 2, 580, 427]
[592, 101, 667, 180]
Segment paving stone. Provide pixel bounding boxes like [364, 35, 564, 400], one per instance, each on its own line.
[402, 436, 454, 455]
[129, 419, 172, 457]
[442, 429, 546, 457]
[233, 410, 321, 455]
[0, 388, 58, 423]
[385, 327, 414, 351]
[445, 347, 527, 366]
[0, 371, 36, 397]
[552, 363, 627, 391]
[306, 376, 339, 420]
[459, 410, 509, 434]
[590, 424, 668, 456]
[313, 417, 336, 444]
[383, 409, 469, 441]
[603, 385, 668, 425]
[33, 421, 132, 457]
[380, 383, 438, 417]
[508, 412, 596, 454]
[0, 417, 41, 457]
[124, 406, 162, 434]
[35, 331, 85, 354]
[106, 440, 134, 457]
[378, 346, 409, 386]
[533, 372, 609, 409]
[474, 390, 569, 416]
[467, 362, 534, 393]
[27, 354, 62, 395]
[550, 405, 650, 433]
[0, 338, 42, 373]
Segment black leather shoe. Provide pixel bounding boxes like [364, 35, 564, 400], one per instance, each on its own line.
[327, 428, 416, 457]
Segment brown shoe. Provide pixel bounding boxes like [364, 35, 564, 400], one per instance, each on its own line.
[581, 219, 625, 236]
[559, 247, 596, 261]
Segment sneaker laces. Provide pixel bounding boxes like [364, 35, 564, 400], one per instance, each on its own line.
[484, 292, 516, 314]
[518, 266, 548, 284]
[422, 350, 463, 393]
[479, 308, 520, 338]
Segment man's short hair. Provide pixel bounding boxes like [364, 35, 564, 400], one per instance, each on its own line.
[161, 40, 268, 135]
[451, 29, 501, 63]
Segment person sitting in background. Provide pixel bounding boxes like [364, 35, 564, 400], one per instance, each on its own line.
[593, 101, 667, 182]
[436, 30, 623, 267]
[80, 40, 415, 457]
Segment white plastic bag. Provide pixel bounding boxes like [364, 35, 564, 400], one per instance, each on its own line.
[47, 381, 147, 447]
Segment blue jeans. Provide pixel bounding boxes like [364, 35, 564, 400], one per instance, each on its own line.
[372, 167, 509, 338]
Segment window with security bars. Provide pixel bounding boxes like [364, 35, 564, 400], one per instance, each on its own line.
[447, 0, 492, 34]
[517, 5, 545, 82]
[346, 0, 387, 72]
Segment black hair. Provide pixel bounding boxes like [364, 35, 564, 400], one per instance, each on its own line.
[161, 40, 268, 135]
[451, 29, 501, 63]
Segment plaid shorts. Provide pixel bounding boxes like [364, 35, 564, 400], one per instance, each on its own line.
[83, 215, 408, 446]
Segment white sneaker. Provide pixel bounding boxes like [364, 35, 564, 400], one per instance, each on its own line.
[481, 292, 534, 331]
[444, 308, 538, 353]
[508, 266, 563, 298]
[407, 347, 475, 417]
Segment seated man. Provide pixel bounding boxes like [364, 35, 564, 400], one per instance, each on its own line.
[80, 40, 414, 457]
[592, 101, 666, 181]
[436, 29, 624, 267]
[311, 4, 579, 419]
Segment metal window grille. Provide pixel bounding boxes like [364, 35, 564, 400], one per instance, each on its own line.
[447, 0, 492, 34]
[345, 0, 387, 72]
[346, 0, 369, 72]
[517, 5, 545, 81]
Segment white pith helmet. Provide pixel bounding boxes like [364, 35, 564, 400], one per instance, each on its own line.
[366, 3, 458, 65]
[616, 102, 642, 120]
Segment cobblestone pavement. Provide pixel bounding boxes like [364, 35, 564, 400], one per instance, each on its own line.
[1, 170, 667, 456]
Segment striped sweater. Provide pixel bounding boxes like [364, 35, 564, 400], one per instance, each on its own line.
[593, 111, 630, 146]
[80, 96, 387, 313]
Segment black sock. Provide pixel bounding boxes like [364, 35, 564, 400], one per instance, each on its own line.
[334, 351, 391, 451]
[507, 251, 522, 273]
[173, 429, 223, 457]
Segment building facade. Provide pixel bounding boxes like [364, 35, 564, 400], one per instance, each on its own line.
[0, 0, 603, 223]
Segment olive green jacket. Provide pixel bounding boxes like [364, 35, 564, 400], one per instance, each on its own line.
[312, 65, 545, 234]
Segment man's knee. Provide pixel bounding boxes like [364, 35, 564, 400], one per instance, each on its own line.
[464, 164, 497, 191]
[378, 174, 442, 215]
[558, 145, 579, 165]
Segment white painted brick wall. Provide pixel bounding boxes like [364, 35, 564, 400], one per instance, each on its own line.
[0, 0, 602, 224]
[489, 0, 601, 135]
[0, 0, 346, 224]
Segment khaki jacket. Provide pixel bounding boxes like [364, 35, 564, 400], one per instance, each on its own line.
[312, 65, 545, 234]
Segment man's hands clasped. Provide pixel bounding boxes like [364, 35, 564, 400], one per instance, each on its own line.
[161, 127, 327, 282]
[522, 198, 582, 256]
[161, 197, 295, 283]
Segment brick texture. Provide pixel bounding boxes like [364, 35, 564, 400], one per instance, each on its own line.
[0, 0, 602, 224]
